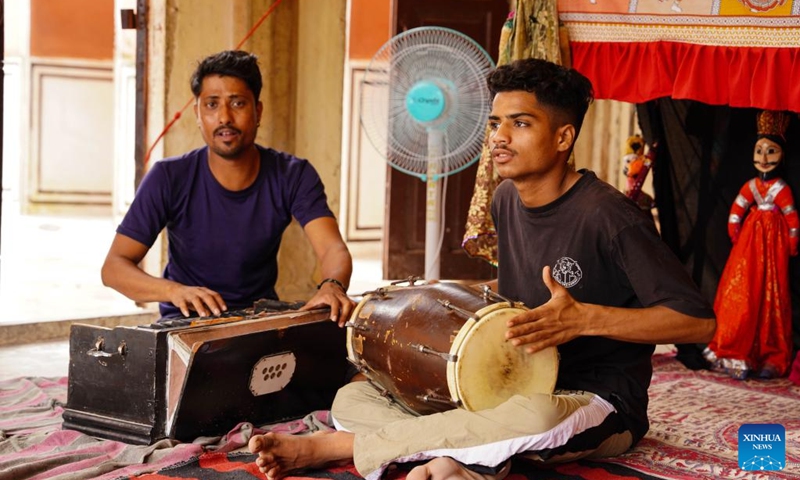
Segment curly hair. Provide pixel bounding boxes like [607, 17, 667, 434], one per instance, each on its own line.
[488, 58, 594, 135]
[190, 50, 263, 100]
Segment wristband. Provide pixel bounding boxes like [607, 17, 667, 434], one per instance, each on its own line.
[317, 277, 346, 291]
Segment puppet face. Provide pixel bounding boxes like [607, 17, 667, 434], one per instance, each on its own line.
[753, 137, 783, 174]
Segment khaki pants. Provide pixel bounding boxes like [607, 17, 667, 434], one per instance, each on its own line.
[331, 382, 633, 480]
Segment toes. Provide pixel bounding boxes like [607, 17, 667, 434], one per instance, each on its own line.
[250, 433, 279, 455]
[248, 435, 264, 453]
[267, 466, 283, 480]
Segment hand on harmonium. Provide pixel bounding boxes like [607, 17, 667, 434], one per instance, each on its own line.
[167, 283, 227, 318]
[301, 278, 356, 328]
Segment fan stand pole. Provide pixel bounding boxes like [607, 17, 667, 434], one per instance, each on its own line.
[425, 130, 444, 280]
[424, 175, 442, 280]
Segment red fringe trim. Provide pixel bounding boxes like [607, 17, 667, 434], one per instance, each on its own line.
[569, 41, 800, 112]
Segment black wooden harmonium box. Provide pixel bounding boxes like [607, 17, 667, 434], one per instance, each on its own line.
[62, 307, 347, 445]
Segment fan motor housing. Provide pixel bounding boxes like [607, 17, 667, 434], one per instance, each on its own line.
[406, 81, 446, 123]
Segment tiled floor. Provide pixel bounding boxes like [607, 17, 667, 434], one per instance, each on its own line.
[0, 340, 71, 380]
[0, 199, 144, 325]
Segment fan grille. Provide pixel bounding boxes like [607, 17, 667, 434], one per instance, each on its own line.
[360, 27, 495, 180]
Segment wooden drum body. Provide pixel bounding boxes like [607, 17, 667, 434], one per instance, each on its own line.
[346, 282, 558, 415]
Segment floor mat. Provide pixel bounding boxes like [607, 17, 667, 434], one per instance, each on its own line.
[131, 452, 662, 480]
[4, 354, 800, 479]
[599, 355, 800, 479]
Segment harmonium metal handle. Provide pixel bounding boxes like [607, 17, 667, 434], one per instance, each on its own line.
[86, 337, 127, 358]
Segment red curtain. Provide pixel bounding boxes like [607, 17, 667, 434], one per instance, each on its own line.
[570, 41, 800, 113]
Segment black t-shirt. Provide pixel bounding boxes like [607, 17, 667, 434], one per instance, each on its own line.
[491, 170, 714, 442]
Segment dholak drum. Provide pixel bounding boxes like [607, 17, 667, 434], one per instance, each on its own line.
[346, 281, 558, 415]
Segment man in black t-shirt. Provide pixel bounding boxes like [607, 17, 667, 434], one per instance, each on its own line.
[492, 170, 712, 443]
[247, 59, 716, 480]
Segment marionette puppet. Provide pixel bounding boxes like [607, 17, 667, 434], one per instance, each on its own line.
[704, 110, 799, 380]
[622, 134, 656, 212]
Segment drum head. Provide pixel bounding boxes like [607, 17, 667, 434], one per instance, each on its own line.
[446, 304, 559, 411]
[345, 293, 374, 363]
[345, 287, 392, 362]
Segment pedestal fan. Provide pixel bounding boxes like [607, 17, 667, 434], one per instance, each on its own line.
[360, 26, 495, 279]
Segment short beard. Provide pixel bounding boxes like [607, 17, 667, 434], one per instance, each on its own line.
[212, 144, 246, 159]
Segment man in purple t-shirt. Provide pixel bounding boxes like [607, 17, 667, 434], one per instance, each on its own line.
[101, 50, 354, 325]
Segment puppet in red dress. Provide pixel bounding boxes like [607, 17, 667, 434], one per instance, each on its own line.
[704, 110, 798, 380]
[622, 134, 656, 212]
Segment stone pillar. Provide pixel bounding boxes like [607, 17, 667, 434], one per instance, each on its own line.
[277, 0, 346, 301]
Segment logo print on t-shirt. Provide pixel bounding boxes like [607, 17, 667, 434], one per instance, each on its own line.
[552, 257, 582, 288]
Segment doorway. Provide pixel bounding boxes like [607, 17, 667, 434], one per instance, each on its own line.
[383, 0, 506, 280]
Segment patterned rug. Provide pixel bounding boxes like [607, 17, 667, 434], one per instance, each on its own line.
[3, 354, 800, 479]
[133, 451, 661, 480]
[600, 355, 800, 479]
[129, 354, 800, 480]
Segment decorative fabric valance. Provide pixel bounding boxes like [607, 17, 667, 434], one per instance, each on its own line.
[558, 0, 800, 113]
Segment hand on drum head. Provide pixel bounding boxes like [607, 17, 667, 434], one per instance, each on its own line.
[505, 266, 585, 354]
[301, 282, 356, 327]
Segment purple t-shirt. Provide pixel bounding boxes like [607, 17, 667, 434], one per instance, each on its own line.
[117, 145, 334, 318]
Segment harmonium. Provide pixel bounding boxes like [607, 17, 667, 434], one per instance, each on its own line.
[62, 300, 348, 445]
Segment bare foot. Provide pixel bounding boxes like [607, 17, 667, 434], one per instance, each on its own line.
[248, 430, 355, 479]
[406, 457, 511, 480]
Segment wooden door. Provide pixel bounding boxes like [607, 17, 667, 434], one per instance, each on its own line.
[384, 0, 507, 280]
